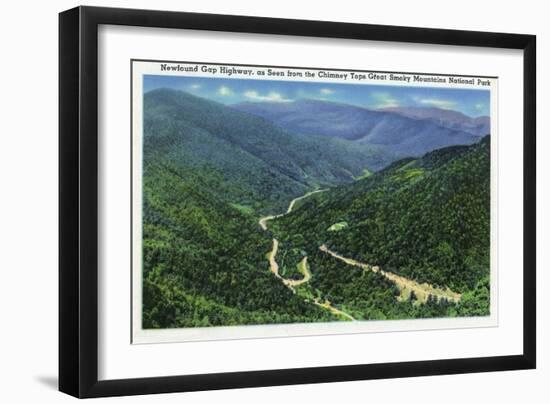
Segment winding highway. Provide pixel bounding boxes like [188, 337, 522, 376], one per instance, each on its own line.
[259, 190, 355, 321]
[258, 188, 461, 322]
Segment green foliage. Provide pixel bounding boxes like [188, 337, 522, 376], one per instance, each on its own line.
[141, 88, 491, 327]
[455, 275, 490, 316]
[274, 241, 307, 280]
[144, 88, 391, 214]
[327, 222, 349, 232]
[354, 168, 373, 180]
[270, 138, 491, 318]
[142, 161, 333, 328]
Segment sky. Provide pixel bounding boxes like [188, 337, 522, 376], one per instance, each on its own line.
[143, 74, 490, 117]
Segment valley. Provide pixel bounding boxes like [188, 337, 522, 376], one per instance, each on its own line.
[259, 189, 355, 320]
[140, 87, 491, 329]
[259, 184, 462, 321]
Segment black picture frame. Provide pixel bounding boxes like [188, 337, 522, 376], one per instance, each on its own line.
[59, 5, 536, 398]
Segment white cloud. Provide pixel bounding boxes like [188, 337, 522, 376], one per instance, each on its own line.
[218, 86, 233, 96]
[372, 92, 400, 108]
[190, 84, 201, 90]
[244, 90, 292, 103]
[378, 99, 399, 108]
[475, 102, 485, 110]
[414, 97, 456, 109]
[320, 88, 334, 95]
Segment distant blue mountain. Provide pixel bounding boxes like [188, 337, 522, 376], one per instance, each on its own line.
[143, 89, 396, 213]
[381, 106, 490, 136]
[232, 99, 488, 158]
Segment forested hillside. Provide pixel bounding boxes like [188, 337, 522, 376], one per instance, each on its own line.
[269, 138, 491, 318]
[142, 161, 334, 328]
[142, 89, 362, 328]
[141, 88, 491, 328]
[145, 89, 392, 214]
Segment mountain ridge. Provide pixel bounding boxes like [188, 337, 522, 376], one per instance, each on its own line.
[144, 88, 394, 213]
[381, 106, 490, 136]
[269, 136, 490, 293]
[232, 98, 488, 158]
[141, 88, 491, 327]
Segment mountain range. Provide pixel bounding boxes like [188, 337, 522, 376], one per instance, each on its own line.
[232, 99, 489, 158]
[144, 89, 393, 214]
[381, 106, 490, 136]
[141, 88, 491, 328]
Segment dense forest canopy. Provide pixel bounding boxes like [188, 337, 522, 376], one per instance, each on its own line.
[141, 88, 491, 328]
[269, 138, 491, 319]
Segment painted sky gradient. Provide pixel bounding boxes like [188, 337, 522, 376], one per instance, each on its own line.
[144, 74, 490, 117]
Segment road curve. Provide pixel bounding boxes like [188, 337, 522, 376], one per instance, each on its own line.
[319, 244, 461, 304]
[259, 190, 355, 320]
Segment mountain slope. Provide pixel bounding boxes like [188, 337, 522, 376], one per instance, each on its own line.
[142, 160, 334, 328]
[232, 99, 485, 158]
[141, 89, 491, 327]
[145, 89, 393, 215]
[269, 137, 490, 296]
[143, 89, 398, 327]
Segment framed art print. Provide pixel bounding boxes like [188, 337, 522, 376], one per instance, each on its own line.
[130, 59, 498, 344]
[59, 6, 536, 398]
